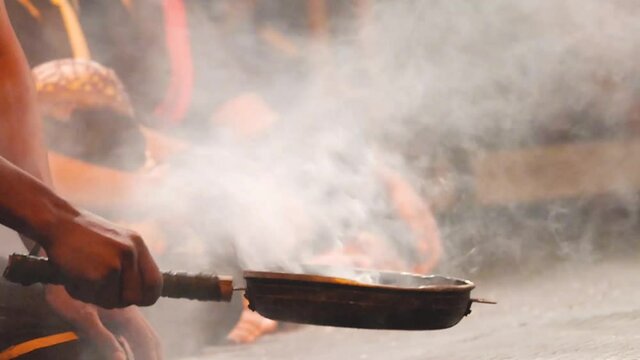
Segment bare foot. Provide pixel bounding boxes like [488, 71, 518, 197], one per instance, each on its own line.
[226, 299, 278, 344]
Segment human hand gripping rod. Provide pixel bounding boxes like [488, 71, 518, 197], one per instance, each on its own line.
[3, 254, 235, 302]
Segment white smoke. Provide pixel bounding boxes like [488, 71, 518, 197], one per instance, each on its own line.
[132, 0, 640, 277]
[108, 1, 640, 356]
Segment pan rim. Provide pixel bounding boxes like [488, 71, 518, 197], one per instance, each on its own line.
[243, 269, 475, 293]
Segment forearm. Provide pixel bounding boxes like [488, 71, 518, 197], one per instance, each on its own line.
[0, 0, 51, 182]
[0, 155, 79, 247]
[381, 168, 442, 273]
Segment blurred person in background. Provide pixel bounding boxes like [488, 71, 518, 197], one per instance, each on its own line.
[33, 58, 185, 218]
[193, 92, 443, 344]
[142, 0, 443, 345]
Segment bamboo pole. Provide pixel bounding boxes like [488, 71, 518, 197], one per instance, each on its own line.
[50, 0, 91, 60]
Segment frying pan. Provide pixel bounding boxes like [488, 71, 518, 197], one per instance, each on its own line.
[3, 254, 493, 330]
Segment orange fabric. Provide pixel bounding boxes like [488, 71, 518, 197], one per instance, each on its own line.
[48, 152, 138, 208]
[0, 332, 78, 360]
[17, 0, 42, 20]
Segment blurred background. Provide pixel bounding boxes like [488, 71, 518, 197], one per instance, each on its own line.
[4, 0, 640, 358]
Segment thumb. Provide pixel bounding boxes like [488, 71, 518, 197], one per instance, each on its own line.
[117, 336, 136, 360]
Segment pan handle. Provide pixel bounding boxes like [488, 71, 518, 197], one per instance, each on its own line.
[3, 254, 234, 302]
[465, 298, 497, 316]
[470, 298, 497, 305]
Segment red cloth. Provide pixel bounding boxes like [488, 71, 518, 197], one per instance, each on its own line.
[155, 0, 193, 124]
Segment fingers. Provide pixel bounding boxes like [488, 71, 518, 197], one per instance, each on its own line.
[101, 234, 160, 308]
[132, 234, 163, 306]
[101, 307, 163, 360]
[119, 237, 143, 307]
[64, 268, 121, 309]
[73, 307, 128, 360]
[64, 241, 143, 309]
[51, 210, 162, 308]
[45, 286, 127, 359]
[125, 322, 162, 360]
[64, 281, 97, 306]
[115, 232, 162, 307]
[125, 316, 163, 360]
[116, 336, 135, 360]
[77, 233, 162, 309]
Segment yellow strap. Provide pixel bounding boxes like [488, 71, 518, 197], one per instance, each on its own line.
[17, 0, 42, 20]
[0, 332, 79, 360]
[50, 0, 91, 60]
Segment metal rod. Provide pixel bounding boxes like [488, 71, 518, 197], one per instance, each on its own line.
[471, 298, 497, 305]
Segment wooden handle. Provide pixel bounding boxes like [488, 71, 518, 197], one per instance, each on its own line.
[3, 254, 234, 302]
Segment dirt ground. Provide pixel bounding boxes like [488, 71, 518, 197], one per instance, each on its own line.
[185, 256, 640, 360]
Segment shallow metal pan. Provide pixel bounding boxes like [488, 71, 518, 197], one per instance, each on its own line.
[243, 266, 483, 330]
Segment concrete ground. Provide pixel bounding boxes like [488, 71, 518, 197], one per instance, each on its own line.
[185, 257, 640, 360]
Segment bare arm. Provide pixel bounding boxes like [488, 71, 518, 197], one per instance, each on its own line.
[380, 168, 443, 274]
[0, 147, 162, 308]
[0, 0, 161, 309]
[0, 0, 50, 182]
[0, 155, 77, 244]
[0, 3, 163, 357]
